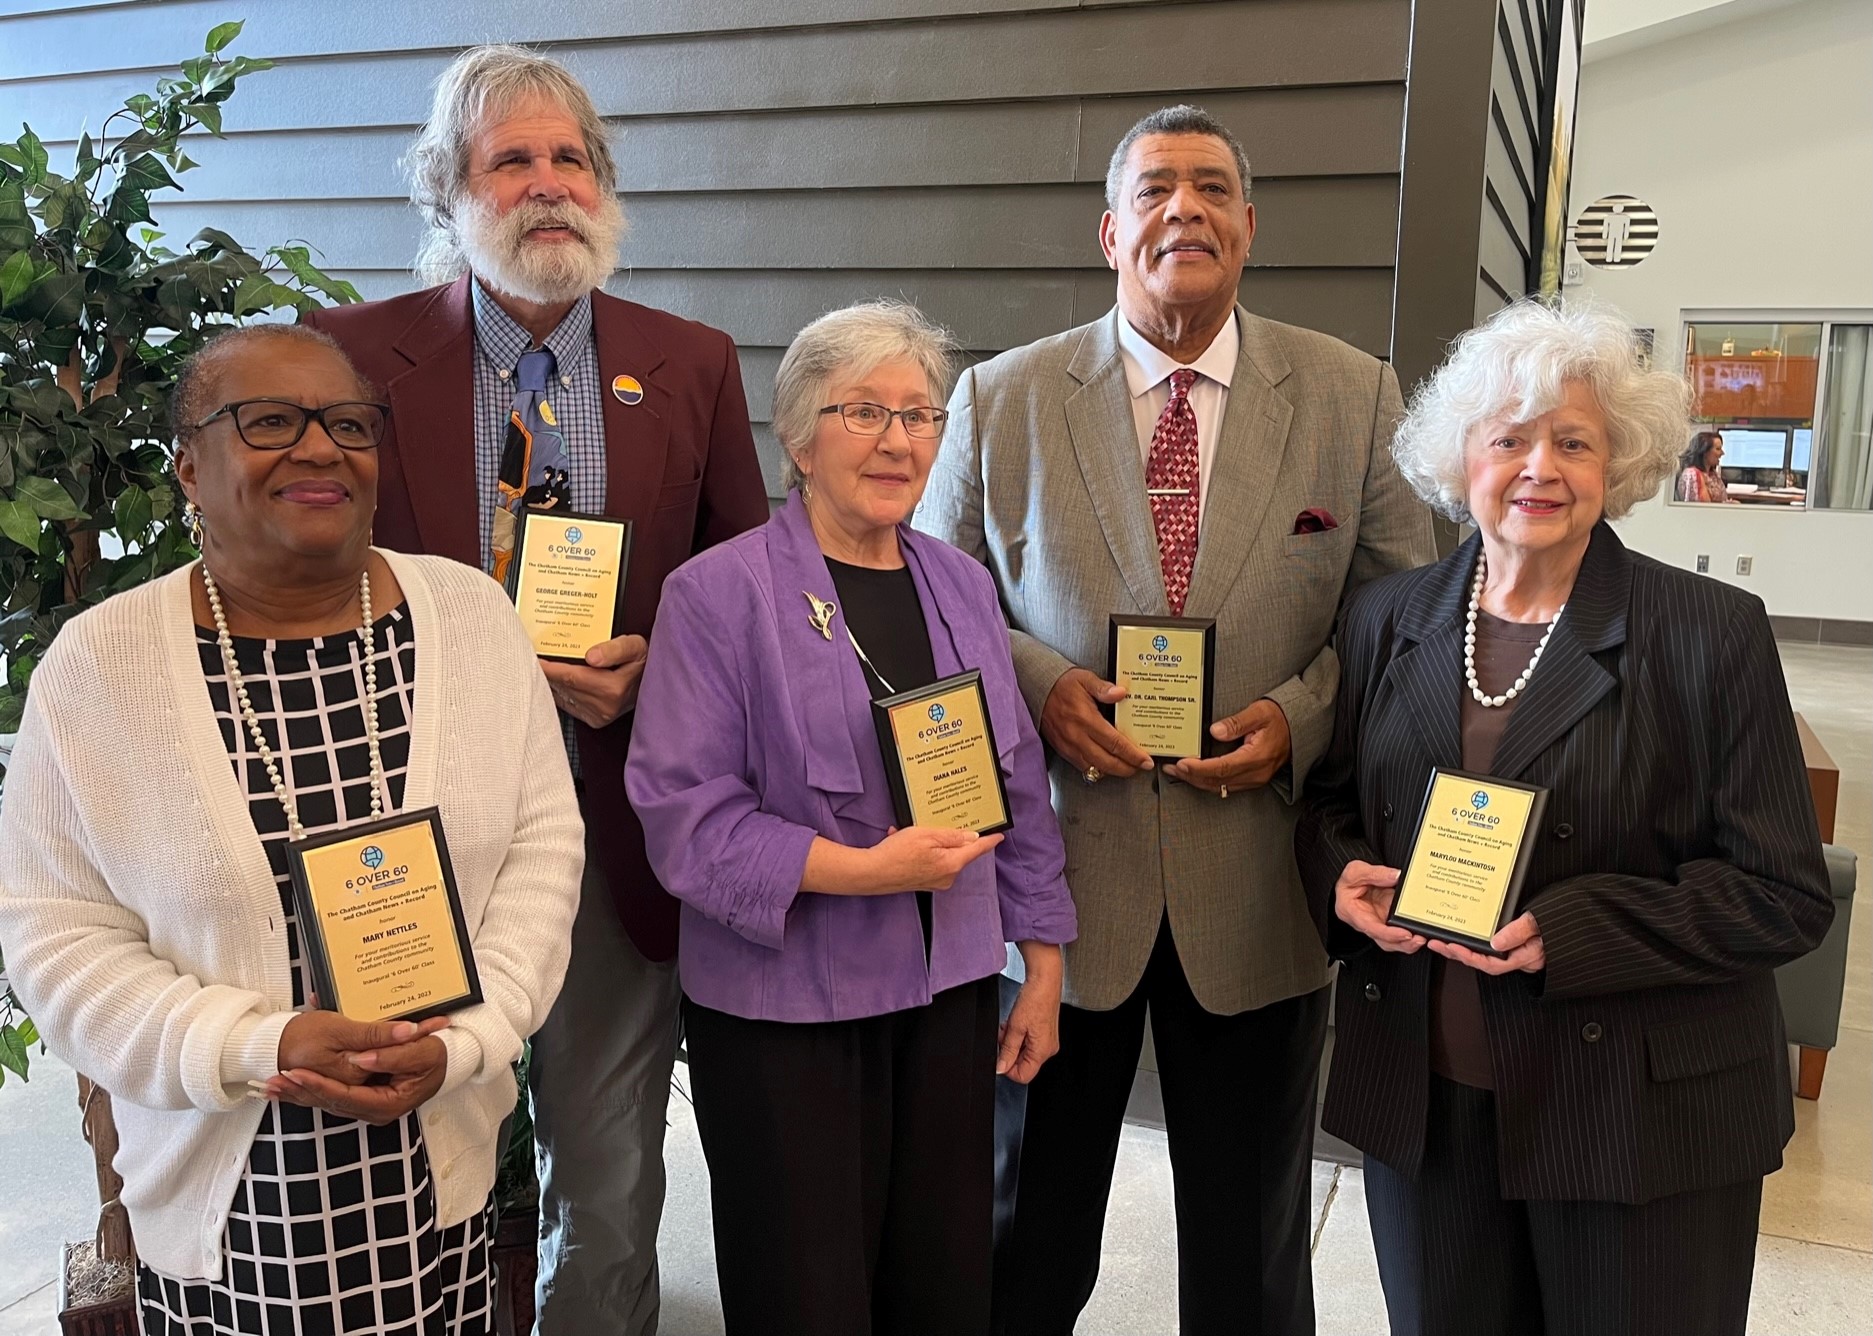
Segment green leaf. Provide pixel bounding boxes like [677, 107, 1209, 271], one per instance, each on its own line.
[14, 477, 84, 522]
[0, 250, 36, 307]
[20, 270, 85, 325]
[123, 153, 178, 193]
[0, 145, 23, 170]
[0, 498, 38, 549]
[205, 19, 244, 53]
[0, 690, 21, 737]
[231, 270, 274, 316]
[17, 1019, 38, 1049]
[0, 1027, 28, 1082]
[107, 185, 151, 226]
[16, 127, 48, 185]
[115, 485, 153, 538]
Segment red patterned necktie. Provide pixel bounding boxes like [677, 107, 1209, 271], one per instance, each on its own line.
[1147, 367, 1201, 615]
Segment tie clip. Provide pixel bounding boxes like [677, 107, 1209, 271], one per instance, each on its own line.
[1147, 488, 1192, 496]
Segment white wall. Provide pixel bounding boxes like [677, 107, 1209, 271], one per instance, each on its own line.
[1570, 0, 1873, 620]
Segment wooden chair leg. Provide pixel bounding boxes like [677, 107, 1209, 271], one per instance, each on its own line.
[1797, 1045, 1829, 1101]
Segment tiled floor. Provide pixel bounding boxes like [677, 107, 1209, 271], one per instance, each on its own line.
[2, 645, 1867, 1334]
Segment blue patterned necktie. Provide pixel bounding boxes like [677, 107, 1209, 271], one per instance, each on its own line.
[491, 346, 573, 583]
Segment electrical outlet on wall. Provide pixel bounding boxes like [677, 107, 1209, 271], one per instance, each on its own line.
[1736, 556, 1754, 576]
[1696, 554, 1710, 573]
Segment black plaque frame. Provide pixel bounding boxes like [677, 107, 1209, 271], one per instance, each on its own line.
[1387, 767, 1550, 955]
[504, 507, 633, 664]
[286, 806, 483, 1023]
[870, 669, 1013, 836]
[1104, 614, 1219, 760]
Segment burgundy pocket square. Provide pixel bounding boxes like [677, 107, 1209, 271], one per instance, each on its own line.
[1293, 508, 1338, 535]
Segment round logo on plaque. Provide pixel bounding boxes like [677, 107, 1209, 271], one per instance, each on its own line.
[1471, 791, 1490, 811]
[1153, 634, 1170, 652]
[361, 845, 385, 869]
[928, 703, 946, 723]
[564, 526, 583, 545]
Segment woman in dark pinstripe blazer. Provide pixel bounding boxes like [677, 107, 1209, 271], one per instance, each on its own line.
[1296, 300, 1833, 1336]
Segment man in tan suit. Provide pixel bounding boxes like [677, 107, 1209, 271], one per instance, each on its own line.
[917, 105, 1433, 1334]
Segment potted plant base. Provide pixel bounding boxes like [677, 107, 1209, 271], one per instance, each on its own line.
[489, 1205, 541, 1336]
[57, 1240, 136, 1336]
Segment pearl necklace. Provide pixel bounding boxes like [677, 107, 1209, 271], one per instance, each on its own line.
[1464, 554, 1564, 709]
[201, 564, 385, 839]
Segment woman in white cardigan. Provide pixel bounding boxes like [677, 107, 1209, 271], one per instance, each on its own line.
[0, 325, 582, 1335]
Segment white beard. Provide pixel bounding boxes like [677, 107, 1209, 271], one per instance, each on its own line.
[453, 191, 625, 305]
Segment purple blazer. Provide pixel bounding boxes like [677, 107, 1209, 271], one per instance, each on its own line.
[626, 492, 1076, 1022]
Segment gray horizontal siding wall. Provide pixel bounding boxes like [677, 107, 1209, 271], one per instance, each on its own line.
[2, 0, 1410, 495]
[1475, 0, 1549, 320]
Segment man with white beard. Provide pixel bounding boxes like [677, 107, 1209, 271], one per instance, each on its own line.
[307, 44, 768, 1336]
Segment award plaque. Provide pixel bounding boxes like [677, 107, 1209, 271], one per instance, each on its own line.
[1388, 768, 1549, 953]
[286, 808, 482, 1023]
[505, 508, 632, 663]
[1105, 615, 1218, 760]
[871, 670, 1013, 836]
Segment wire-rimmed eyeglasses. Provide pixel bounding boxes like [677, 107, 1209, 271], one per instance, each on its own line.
[818, 402, 949, 439]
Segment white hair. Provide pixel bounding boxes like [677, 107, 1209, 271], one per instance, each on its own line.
[406, 45, 621, 286]
[774, 301, 961, 492]
[1391, 298, 1691, 523]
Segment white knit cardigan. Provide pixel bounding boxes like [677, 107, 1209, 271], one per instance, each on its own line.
[0, 551, 583, 1281]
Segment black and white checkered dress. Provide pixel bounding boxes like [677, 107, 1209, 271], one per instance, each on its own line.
[138, 606, 494, 1336]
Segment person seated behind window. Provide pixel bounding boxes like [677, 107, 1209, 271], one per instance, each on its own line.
[1676, 430, 1736, 502]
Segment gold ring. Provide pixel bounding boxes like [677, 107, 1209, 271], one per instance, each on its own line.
[1219, 783, 1230, 799]
[1084, 766, 1102, 784]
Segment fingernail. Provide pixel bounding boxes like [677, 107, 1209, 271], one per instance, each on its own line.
[390, 1022, 418, 1041]
[246, 1079, 270, 1091]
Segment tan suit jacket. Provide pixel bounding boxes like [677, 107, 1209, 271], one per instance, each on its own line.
[916, 306, 1434, 1013]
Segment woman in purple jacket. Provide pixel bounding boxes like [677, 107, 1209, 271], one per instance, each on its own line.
[626, 300, 1076, 1336]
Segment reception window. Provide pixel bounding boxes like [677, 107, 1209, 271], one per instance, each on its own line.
[1676, 315, 1873, 512]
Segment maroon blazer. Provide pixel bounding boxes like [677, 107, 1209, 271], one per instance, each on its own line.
[306, 277, 770, 961]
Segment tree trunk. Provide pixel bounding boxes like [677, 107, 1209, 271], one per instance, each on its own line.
[77, 1075, 135, 1265]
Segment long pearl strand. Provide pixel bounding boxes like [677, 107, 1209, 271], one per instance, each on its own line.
[201, 563, 385, 838]
[1465, 553, 1563, 709]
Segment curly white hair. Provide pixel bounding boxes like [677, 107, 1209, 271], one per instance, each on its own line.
[1391, 298, 1691, 523]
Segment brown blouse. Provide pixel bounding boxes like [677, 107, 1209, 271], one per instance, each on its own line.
[1427, 609, 1550, 1089]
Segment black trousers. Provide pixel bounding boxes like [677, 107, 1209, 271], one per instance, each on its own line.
[993, 918, 1330, 1336]
[683, 976, 1000, 1336]
[1364, 1075, 1764, 1336]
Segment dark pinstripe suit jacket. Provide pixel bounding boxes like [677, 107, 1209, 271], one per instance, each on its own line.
[1296, 523, 1834, 1205]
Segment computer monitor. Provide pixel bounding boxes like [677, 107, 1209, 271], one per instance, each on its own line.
[1717, 428, 1790, 470]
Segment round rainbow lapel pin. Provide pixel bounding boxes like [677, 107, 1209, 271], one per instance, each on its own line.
[611, 374, 644, 406]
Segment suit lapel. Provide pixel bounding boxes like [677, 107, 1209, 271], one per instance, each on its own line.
[592, 295, 671, 527]
[1184, 310, 1294, 616]
[1386, 535, 1476, 770]
[1065, 314, 1168, 614]
[1487, 524, 1630, 781]
[386, 277, 479, 564]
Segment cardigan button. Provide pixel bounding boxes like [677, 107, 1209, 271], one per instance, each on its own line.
[1364, 982, 1382, 1002]
[1555, 823, 1575, 840]
[1582, 1022, 1604, 1043]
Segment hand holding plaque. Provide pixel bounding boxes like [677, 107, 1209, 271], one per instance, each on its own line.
[1388, 769, 1548, 954]
[506, 507, 632, 662]
[1105, 615, 1218, 761]
[872, 670, 1013, 835]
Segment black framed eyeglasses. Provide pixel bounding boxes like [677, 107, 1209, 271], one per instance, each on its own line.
[819, 402, 949, 439]
[192, 399, 390, 451]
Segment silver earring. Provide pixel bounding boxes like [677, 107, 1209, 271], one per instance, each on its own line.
[183, 500, 204, 548]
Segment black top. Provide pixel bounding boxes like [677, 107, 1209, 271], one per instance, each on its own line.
[826, 558, 938, 700]
[827, 557, 940, 955]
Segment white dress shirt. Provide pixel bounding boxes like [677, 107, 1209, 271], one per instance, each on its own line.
[1116, 311, 1239, 529]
